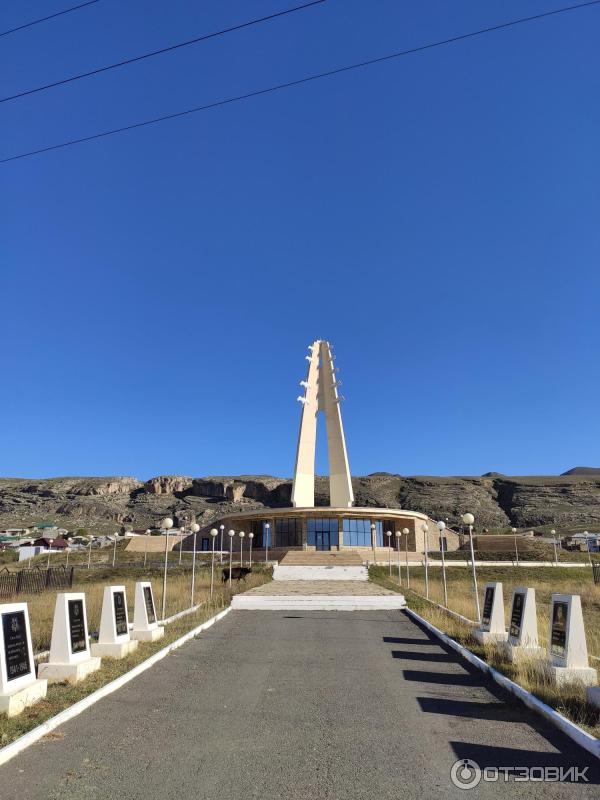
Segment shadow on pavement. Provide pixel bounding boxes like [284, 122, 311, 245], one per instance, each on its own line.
[392, 650, 455, 662]
[450, 742, 600, 782]
[402, 669, 484, 686]
[416, 696, 526, 721]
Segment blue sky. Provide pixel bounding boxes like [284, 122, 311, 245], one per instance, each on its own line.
[2, 0, 599, 480]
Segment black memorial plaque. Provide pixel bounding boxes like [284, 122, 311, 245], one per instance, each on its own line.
[482, 586, 495, 626]
[68, 599, 87, 654]
[509, 592, 525, 640]
[550, 601, 568, 658]
[2, 611, 31, 682]
[143, 586, 156, 624]
[113, 591, 128, 636]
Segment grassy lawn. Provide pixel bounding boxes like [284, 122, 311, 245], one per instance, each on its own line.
[0, 562, 270, 746]
[370, 564, 600, 738]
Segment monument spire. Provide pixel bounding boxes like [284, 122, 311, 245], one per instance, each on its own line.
[291, 340, 354, 508]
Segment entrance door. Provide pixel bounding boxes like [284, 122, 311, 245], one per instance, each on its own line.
[316, 530, 330, 551]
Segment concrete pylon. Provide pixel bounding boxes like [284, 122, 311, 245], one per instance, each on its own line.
[291, 341, 354, 508]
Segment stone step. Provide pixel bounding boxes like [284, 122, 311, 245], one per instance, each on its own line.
[279, 551, 364, 567]
[231, 594, 406, 611]
[273, 565, 368, 581]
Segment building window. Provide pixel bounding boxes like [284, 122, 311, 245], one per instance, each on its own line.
[307, 518, 339, 550]
[201, 538, 210, 551]
[249, 520, 271, 549]
[276, 518, 301, 547]
[342, 519, 387, 547]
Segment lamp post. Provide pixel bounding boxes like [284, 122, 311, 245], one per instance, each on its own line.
[395, 530, 402, 585]
[264, 523, 270, 566]
[190, 522, 200, 607]
[239, 530, 245, 567]
[512, 527, 519, 566]
[584, 530, 593, 568]
[46, 539, 54, 569]
[112, 532, 118, 567]
[161, 517, 173, 621]
[144, 529, 150, 568]
[386, 530, 392, 576]
[437, 520, 448, 608]
[403, 527, 410, 588]
[228, 530, 235, 586]
[463, 512, 480, 623]
[421, 522, 429, 599]
[550, 529, 558, 566]
[370, 522, 377, 565]
[248, 531, 254, 567]
[219, 524, 225, 563]
[178, 523, 185, 566]
[209, 528, 218, 598]
[87, 536, 93, 569]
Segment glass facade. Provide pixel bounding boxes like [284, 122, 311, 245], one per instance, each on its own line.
[342, 519, 390, 547]
[276, 517, 301, 548]
[307, 518, 339, 550]
[249, 520, 272, 549]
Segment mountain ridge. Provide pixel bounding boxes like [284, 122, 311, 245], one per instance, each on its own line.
[1, 471, 600, 533]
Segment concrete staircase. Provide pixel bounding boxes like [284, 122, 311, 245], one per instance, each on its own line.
[231, 594, 406, 610]
[273, 551, 368, 582]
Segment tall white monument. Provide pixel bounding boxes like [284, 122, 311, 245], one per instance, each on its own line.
[291, 340, 354, 509]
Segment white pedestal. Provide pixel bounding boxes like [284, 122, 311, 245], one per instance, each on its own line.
[39, 656, 101, 685]
[547, 594, 597, 687]
[131, 582, 162, 643]
[92, 585, 136, 659]
[0, 679, 47, 718]
[474, 629, 508, 645]
[502, 587, 542, 662]
[132, 626, 164, 643]
[549, 665, 598, 688]
[499, 640, 543, 663]
[91, 640, 138, 659]
[39, 593, 101, 684]
[1, 602, 47, 717]
[474, 582, 507, 645]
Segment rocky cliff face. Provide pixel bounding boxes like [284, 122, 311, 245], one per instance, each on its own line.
[1, 473, 599, 534]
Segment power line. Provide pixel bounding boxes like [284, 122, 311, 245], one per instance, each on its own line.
[0, 1, 99, 38]
[2, 0, 599, 165]
[1, 0, 327, 104]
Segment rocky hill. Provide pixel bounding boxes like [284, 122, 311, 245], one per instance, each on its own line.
[1, 472, 600, 533]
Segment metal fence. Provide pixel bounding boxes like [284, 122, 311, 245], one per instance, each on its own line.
[593, 563, 600, 586]
[0, 565, 74, 598]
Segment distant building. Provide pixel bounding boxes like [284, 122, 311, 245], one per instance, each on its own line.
[565, 533, 600, 552]
[32, 537, 69, 550]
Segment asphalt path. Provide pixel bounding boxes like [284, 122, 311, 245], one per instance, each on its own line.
[0, 610, 598, 799]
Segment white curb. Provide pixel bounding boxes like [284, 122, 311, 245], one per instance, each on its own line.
[404, 608, 600, 761]
[0, 606, 231, 768]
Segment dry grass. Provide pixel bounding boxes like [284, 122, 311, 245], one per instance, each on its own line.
[370, 565, 600, 737]
[376, 563, 600, 657]
[0, 563, 271, 746]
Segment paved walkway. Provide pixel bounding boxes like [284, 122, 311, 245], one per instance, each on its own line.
[0, 611, 598, 799]
[242, 580, 397, 595]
